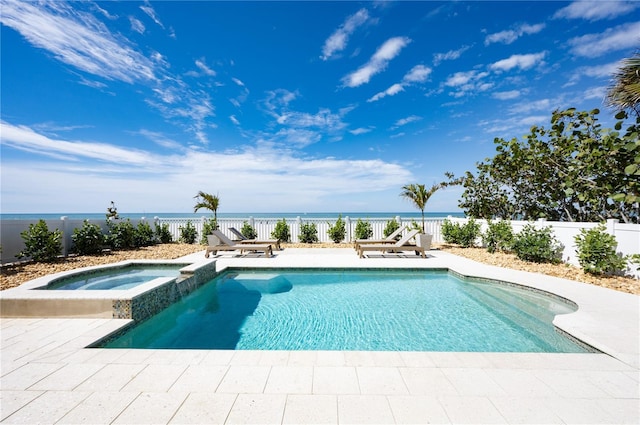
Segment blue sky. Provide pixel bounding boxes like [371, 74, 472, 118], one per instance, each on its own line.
[1, 1, 638, 214]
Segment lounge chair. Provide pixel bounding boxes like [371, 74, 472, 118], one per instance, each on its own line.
[357, 229, 427, 258]
[205, 230, 273, 258]
[353, 226, 406, 250]
[228, 227, 282, 250]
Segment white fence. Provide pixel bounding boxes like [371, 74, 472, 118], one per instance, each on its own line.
[446, 217, 640, 278]
[0, 215, 443, 264]
[2, 216, 638, 278]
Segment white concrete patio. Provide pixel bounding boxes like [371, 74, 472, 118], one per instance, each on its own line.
[1, 248, 639, 424]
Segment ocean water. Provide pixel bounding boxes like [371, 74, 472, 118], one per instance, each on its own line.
[0, 211, 464, 220]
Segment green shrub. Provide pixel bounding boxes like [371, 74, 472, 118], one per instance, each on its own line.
[327, 214, 346, 243]
[200, 218, 218, 245]
[134, 221, 156, 247]
[16, 219, 63, 262]
[354, 218, 373, 240]
[155, 223, 173, 244]
[574, 224, 627, 275]
[241, 221, 258, 239]
[482, 219, 514, 253]
[71, 220, 105, 255]
[299, 222, 319, 243]
[179, 221, 198, 244]
[271, 218, 291, 242]
[107, 219, 136, 249]
[441, 218, 481, 247]
[408, 220, 422, 232]
[383, 219, 401, 238]
[512, 223, 563, 263]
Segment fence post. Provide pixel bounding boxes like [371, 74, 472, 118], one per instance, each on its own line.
[60, 216, 69, 257]
[536, 217, 547, 228]
[249, 216, 255, 229]
[295, 216, 302, 243]
[345, 216, 351, 242]
[605, 218, 616, 235]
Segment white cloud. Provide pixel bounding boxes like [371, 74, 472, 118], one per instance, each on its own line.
[484, 23, 545, 45]
[368, 83, 404, 102]
[392, 115, 422, 128]
[492, 90, 521, 100]
[350, 127, 373, 135]
[403, 64, 431, 83]
[342, 37, 411, 87]
[321, 8, 370, 60]
[195, 58, 216, 76]
[140, 1, 165, 28]
[433, 45, 471, 66]
[367, 64, 430, 102]
[489, 52, 547, 72]
[553, 0, 639, 21]
[230, 115, 240, 125]
[0, 121, 413, 212]
[129, 16, 145, 34]
[0, 1, 156, 83]
[567, 21, 640, 57]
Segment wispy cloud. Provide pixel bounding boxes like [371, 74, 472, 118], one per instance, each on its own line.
[553, 0, 639, 21]
[443, 70, 493, 99]
[484, 23, 545, 45]
[489, 52, 547, 72]
[261, 90, 349, 148]
[1, 121, 156, 166]
[567, 21, 640, 57]
[391, 115, 422, 130]
[350, 127, 373, 135]
[433, 45, 471, 66]
[136, 129, 184, 150]
[368, 64, 431, 102]
[0, 1, 218, 145]
[186, 58, 216, 77]
[1, 120, 412, 212]
[492, 90, 521, 100]
[0, 1, 156, 84]
[321, 8, 370, 60]
[129, 16, 145, 34]
[140, 1, 165, 29]
[342, 36, 412, 88]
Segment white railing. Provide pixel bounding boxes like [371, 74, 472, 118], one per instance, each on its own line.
[0, 215, 443, 264]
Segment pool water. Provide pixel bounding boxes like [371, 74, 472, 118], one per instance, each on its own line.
[104, 269, 588, 352]
[45, 265, 183, 290]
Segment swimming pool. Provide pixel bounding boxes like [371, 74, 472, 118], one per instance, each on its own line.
[103, 268, 589, 352]
[43, 264, 184, 290]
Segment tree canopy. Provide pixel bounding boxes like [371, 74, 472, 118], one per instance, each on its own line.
[193, 191, 220, 220]
[450, 108, 639, 223]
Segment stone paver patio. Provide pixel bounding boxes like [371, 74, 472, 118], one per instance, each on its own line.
[1, 248, 638, 424]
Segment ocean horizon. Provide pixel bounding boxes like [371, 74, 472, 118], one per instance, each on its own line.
[0, 211, 465, 221]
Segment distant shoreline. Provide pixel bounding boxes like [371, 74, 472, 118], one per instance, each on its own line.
[0, 212, 465, 220]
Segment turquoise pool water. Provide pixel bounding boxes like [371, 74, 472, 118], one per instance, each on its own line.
[104, 269, 588, 352]
[45, 264, 183, 290]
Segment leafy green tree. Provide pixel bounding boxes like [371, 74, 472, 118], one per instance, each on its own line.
[271, 219, 291, 242]
[383, 218, 400, 238]
[450, 109, 639, 223]
[400, 183, 441, 232]
[574, 224, 627, 275]
[298, 223, 318, 243]
[327, 214, 346, 243]
[354, 218, 373, 239]
[72, 220, 105, 255]
[193, 191, 220, 223]
[241, 221, 258, 239]
[17, 220, 63, 262]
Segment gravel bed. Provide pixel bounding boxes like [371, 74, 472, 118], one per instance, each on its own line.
[1, 242, 638, 295]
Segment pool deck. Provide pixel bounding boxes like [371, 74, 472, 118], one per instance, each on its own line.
[2, 248, 639, 424]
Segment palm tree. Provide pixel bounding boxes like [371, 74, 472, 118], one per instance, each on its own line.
[400, 183, 442, 232]
[193, 191, 220, 221]
[606, 51, 640, 117]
